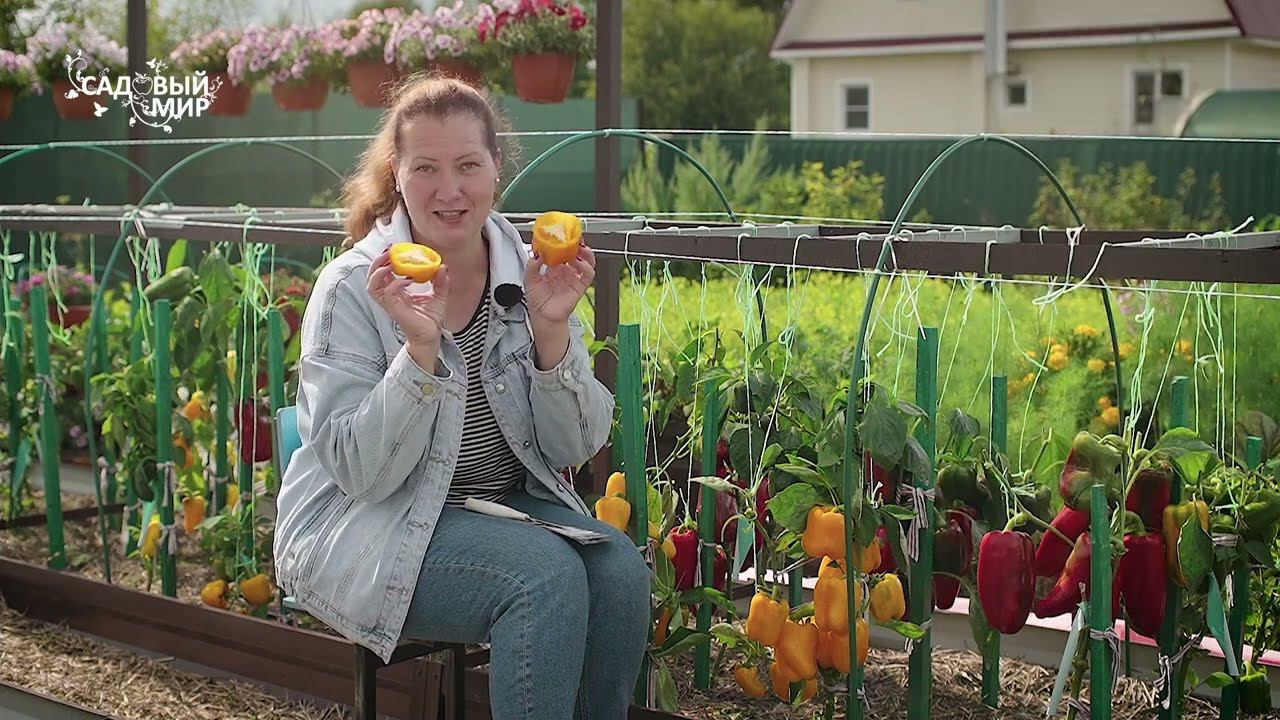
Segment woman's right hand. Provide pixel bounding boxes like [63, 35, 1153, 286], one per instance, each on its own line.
[367, 249, 450, 357]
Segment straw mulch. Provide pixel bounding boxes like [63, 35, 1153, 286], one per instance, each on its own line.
[0, 604, 347, 719]
[666, 645, 1227, 719]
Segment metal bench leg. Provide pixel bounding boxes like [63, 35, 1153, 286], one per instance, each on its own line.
[355, 645, 378, 720]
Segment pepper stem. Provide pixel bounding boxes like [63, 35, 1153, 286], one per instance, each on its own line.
[1003, 512, 1028, 533]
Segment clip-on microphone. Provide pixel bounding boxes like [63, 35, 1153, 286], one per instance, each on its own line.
[493, 283, 525, 310]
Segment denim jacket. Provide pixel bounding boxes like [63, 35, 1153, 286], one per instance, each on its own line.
[273, 204, 614, 663]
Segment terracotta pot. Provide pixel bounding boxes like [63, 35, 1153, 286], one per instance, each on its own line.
[432, 58, 483, 88]
[346, 60, 402, 108]
[0, 87, 13, 121]
[271, 76, 329, 112]
[209, 72, 252, 116]
[512, 53, 575, 103]
[51, 79, 100, 120]
[49, 303, 91, 328]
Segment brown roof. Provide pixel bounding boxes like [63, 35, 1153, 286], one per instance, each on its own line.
[1227, 0, 1280, 39]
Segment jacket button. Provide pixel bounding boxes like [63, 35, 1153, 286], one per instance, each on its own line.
[496, 383, 506, 393]
[561, 369, 572, 381]
[522, 440, 531, 448]
[420, 383, 434, 396]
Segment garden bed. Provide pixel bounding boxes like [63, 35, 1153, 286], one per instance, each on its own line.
[0, 605, 341, 720]
[0, 504, 1233, 720]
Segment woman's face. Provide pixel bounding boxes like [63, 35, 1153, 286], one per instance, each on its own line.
[393, 113, 499, 252]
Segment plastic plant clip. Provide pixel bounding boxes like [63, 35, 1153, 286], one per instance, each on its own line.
[1207, 574, 1239, 677]
[1047, 602, 1088, 718]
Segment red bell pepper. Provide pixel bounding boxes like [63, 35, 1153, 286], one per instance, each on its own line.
[864, 451, 896, 504]
[977, 529, 1035, 634]
[1125, 466, 1173, 532]
[935, 511, 973, 575]
[1034, 534, 1093, 619]
[1115, 532, 1166, 638]
[713, 544, 729, 591]
[669, 527, 700, 591]
[934, 576, 961, 610]
[876, 526, 896, 574]
[236, 401, 273, 465]
[1034, 507, 1091, 578]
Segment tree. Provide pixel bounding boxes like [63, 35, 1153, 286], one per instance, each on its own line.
[1030, 160, 1230, 231]
[623, 0, 789, 130]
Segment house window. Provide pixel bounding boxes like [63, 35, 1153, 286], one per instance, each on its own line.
[1006, 79, 1028, 108]
[1134, 71, 1156, 125]
[1161, 70, 1184, 97]
[842, 84, 870, 130]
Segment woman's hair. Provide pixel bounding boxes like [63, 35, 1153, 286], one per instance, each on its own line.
[340, 72, 514, 248]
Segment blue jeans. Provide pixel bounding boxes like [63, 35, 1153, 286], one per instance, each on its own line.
[401, 491, 651, 720]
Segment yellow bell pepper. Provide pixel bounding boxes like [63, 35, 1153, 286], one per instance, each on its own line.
[870, 574, 906, 622]
[182, 495, 206, 534]
[532, 210, 583, 266]
[818, 618, 870, 674]
[814, 557, 863, 635]
[201, 579, 228, 609]
[745, 591, 789, 647]
[734, 665, 768, 698]
[775, 619, 819, 681]
[140, 516, 162, 559]
[239, 573, 274, 606]
[389, 242, 442, 283]
[802, 505, 848, 560]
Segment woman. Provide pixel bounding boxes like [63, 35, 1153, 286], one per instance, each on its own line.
[273, 74, 650, 719]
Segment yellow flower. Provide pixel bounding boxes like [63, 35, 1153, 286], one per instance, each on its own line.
[1176, 339, 1193, 354]
[1118, 342, 1135, 360]
[1101, 406, 1120, 427]
[1048, 351, 1069, 371]
[1074, 324, 1100, 338]
[1040, 336, 1060, 346]
[1024, 349, 1038, 362]
[1183, 354, 1194, 364]
[1097, 396, 1112, 410]
[1050, 343, 1068, 356]
[1087, 358, 1107, 373]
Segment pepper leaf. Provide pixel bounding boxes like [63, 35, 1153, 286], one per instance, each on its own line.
[652, 627, 712, 659]
[729, 425, 767, 483]
[680, 588, 736, 616]
[774, 462, 832, 491]
[897, 400, 930, 424]
[966, 586, 998, 659]
[1245, 540, 1272, 565]
[165, 239, 187, 274]
[652, 545, 675, 597]
[1206, 575, 1239, 676]
[858, 393, 907, 469]
[881, 504, 917, 521]
[767, 483, 827, 534]
[690, 475, 737, 494]
[710, 622, 748, 649]
[1177, 513, 1214, 591]
[901, 436, 933, 481]
[761, 443, 782, 469]
[1205, 671, 1236, 689]
[947, 408, 981, 443]
[878, 618, 927, 640]
[654, 658, 679, 712]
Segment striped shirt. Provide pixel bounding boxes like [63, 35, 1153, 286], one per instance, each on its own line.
[444, 275, 528, 506]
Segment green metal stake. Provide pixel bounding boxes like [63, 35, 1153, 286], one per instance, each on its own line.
[236, 321, 255, 555]
[92, 301, 119, 526]
[695, 377, 721, 690]
[29, 284, 65, 569]
[124, 289, 143, 556]
[267, 309, 286, 414]
[908, 327, 939, 720]
[153, 299, 177, 597]
[1159, 376, 1191, 720]
[844, 350, 868, 720]
[984, 375, 1008, 708]
[1089, 483, 1113, 719]
[617, 324, 649, 705]
[1221, 436, 1263, 720]
[214, 365, 230, 513]
[4, 283, 25, 520]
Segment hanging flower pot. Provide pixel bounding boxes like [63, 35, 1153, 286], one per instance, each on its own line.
[209, 72, 252, 116]
[346, 60, 400, 108]
[434, 59, 483, 88]
[272, 76, 329, 112]
[0, 87, 13, 121]
[49, 303, 92, 328]
[51, 79, 100, 120]
[512, 53, 575, 103]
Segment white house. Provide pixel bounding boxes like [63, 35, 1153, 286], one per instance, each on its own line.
[770, 0, 1280, 136]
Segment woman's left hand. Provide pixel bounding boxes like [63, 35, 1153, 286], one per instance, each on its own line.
[524, 244, 595, 325]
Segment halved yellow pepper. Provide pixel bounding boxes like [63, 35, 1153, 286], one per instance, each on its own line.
[532, 211, 582, 265]
[389, 242, 442, 283]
